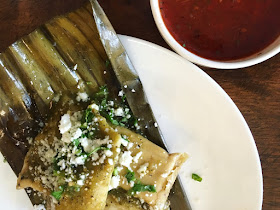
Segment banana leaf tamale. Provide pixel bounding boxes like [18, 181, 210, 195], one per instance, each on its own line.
[0, 1, 188, 209]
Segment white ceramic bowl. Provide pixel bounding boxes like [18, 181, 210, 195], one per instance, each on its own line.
[150, 0, 280, 69]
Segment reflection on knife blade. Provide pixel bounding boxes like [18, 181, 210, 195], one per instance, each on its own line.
[90, 0, 192, 209]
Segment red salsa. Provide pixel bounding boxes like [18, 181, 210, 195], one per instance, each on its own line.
[159, 0, 280, 61]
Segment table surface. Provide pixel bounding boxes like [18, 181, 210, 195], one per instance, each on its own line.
[0, 0, 279, 209]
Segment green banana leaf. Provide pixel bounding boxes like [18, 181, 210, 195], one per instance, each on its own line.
[0, 2, 117, 204]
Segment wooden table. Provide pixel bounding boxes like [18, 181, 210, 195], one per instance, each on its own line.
[0, 0, 279, 209]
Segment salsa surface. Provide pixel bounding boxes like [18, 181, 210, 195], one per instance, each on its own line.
[159, 0, 280, 61]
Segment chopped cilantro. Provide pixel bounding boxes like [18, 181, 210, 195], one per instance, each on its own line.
[88, 146, 109, 156]
[128, 182, 156, 195]
[81, 108, 94, 125]
[121, 94, 126, 102]
[3, 158, 7, 163]
[73, 139, 80, 147]
[125, 170, 136, 183]
[192, 173, 202, 182]
[51, 185, 65, 201]
[86, 81, 92, 85]
[94, 86, 138, 131]
[53, 157, 64, 172]
[95, 85, 109, 99]
[182, 43, 186, 47]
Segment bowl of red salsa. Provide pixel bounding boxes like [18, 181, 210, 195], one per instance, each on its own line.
[151, 0, 280, 69]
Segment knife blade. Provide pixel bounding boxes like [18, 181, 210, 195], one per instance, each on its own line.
[89, 1, 192, 209]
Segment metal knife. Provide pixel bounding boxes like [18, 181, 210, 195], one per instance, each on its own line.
[90, 0, 192, 209]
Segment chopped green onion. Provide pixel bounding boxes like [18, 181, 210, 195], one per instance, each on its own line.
[192, 173, 202, 182]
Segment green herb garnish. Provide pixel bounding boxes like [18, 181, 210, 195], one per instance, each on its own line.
[125, 170, 136, 183]
[182, 43, 186, 47]
[81, 108, 94, 125]
[51, 185, 65, 201]
[86, 81, 92, 85]
[113, 168, 118, 176]
[93, 86, 139, 131]
[87, 146, 109, 156]
[95, 85, 109, 99]
[192, 173, 202, 182]
[128, 182, 156, 195]
[73, 139, 80, 147]
[121, 135, 129, 142]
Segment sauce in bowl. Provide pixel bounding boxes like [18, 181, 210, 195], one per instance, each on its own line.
[159, 0, 280, 61]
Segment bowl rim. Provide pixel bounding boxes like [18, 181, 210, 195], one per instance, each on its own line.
[150, 0, 280, 69]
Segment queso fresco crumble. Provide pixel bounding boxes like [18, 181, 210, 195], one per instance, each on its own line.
[29, 86, 157, 201]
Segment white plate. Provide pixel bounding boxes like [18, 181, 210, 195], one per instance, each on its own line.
[0, 35, 263, 210]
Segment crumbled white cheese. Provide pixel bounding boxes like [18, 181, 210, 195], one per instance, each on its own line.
[137, 163, 149, 178]
[76, 92, 89, 102]
[135, 122, 140, 130]
[89, 103, 99, 111]
[120, 137, 128, 147]
[124, 85, 127, 88]
[27, 137, 34, 144]
[114, 107, 124, 116]
[59, 114, 72, 134]
[104, 150, 113, 157]
[161, 173, 168, 178]
[118, 90, 124, 97]
[33, 204, 46, 210]
[77, 179, 84, 186]
[70, 155, 86, 166]
[119, 151, 133, 169]
[73, 64, 78, 70]
[80, 137, 89, 151]
[133, 151, 142, 163]
[71, 128, 82, 140]
[109, 175, 120, 191]
[57, 159, 66, 170]
[154, 122, 158, 127]
[130, 181, 135, 187]
[127, 142, 134, 150]
[108, 158, 113, 165]
[131, 89, 136, 93]
[108, 101, 114, 106]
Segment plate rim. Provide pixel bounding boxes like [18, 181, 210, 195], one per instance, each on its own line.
[119, 34, 263, 209]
